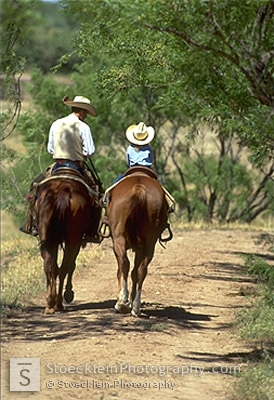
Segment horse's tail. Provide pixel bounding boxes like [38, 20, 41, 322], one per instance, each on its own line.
[55, 188, 71, 223]
[126, 183, 148, 244]
[52, 188, 71, 239]
[42, 188, 71, 248]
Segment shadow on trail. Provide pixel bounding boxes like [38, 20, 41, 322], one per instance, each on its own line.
[2, 244, 256, 345]
[177, 348, 274, 369]
[66, 299, 116, 311]
[181, 350, 245, 364]
[1, 301, 213, 343]
[143, 304, 211, 326]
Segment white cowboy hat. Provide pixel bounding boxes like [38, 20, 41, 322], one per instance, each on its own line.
[63, 95, 97, 117]
[126, 122, 155, 145]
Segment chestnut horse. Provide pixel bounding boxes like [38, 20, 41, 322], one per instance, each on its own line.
[103, 167, 173, 317]
[35, 175, 101, 314]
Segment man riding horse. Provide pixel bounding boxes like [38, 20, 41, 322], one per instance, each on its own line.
[20, 95, 103, 243]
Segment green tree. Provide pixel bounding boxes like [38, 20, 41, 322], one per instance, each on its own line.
[0, 0, 39, 141]
[2, 0, 274, 224]
[16, 1, 79, 73]
[59, 0, 274, 222]
[62, 0, 274, 162]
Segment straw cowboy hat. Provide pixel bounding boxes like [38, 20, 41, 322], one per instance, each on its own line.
[63, 95, 97, 117]
[126, 122, 155, 146]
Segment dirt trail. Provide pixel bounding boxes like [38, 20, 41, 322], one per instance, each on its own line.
[1, 229, 265, 400]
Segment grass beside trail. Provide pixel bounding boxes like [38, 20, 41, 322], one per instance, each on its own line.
[232, 233, 274, 400]
[1, 235, 44, 316]
[1, 214, 105, 317]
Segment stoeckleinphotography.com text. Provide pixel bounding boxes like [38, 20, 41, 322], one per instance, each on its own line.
[46, 362, 240, 378]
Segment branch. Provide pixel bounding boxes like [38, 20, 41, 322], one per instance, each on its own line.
[144, 23, 241, 68]
[1, 162, 24, 201]
[170, 144, 193, 221]
[246, 198, 270, 223]
[144, 3, 274, 107]
[1, 71, 22, 141]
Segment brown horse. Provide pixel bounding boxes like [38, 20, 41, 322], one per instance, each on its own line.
[103, 167, 173, 317]
[35, 175, 101, 314]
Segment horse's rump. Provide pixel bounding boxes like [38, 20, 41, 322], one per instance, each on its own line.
[36, 179, 92, 249]
[109, 175, 168, 249]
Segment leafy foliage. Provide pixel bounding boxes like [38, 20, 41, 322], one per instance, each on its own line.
[2, 0, 274, 223]
[15, 1, 79, 73]
[244, 254, 274, 283]
[56, 0, 274, 221]
[232, 360, 274, 400]
[62, 0, 274, 163]
[0, 0, 38, 141]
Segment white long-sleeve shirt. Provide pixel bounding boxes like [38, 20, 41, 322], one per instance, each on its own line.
[47, 113, 95, 161]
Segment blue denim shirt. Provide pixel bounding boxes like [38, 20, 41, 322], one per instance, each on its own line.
[126, 144, 154, 167]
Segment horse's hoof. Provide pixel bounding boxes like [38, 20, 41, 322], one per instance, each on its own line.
[54, 304, 64, 312]
[64, 290, 74, 303]
[114, 302, 131, 314]
[131, 308, 141, 317]
[45, 307, 55, 315]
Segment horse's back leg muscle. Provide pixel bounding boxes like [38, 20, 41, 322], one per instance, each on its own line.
[113, 237, 131, 314]
[131, 250, 153, 317]
[57, 244, 81, 309]
[42, 245, 58, 314]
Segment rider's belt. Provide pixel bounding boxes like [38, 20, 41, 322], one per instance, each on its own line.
[52, 159, 84, 175]
[55, 159, 84, 167]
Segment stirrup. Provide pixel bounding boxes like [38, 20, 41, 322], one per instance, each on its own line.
[98, 217, 111, 238]
[19, 226, 38, 237]
[83, 234, 103, 244]
[159, 223, 173, 247]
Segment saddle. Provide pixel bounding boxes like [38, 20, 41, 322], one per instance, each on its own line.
[33, 161, 99, 201]
[124, 166, 158, 179]
[98, 165, 173, 245]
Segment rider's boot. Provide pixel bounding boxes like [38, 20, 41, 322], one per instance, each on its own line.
[83, 206, 103, 243]
[19, 193, 38, 236]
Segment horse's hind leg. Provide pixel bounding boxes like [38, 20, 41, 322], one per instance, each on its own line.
[131, 252, 152, 317]
[42, 246, 58, 314]
[113, 238, 131, 314]
[56, 244, 80, 311]
[63, 263, 76, 304]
